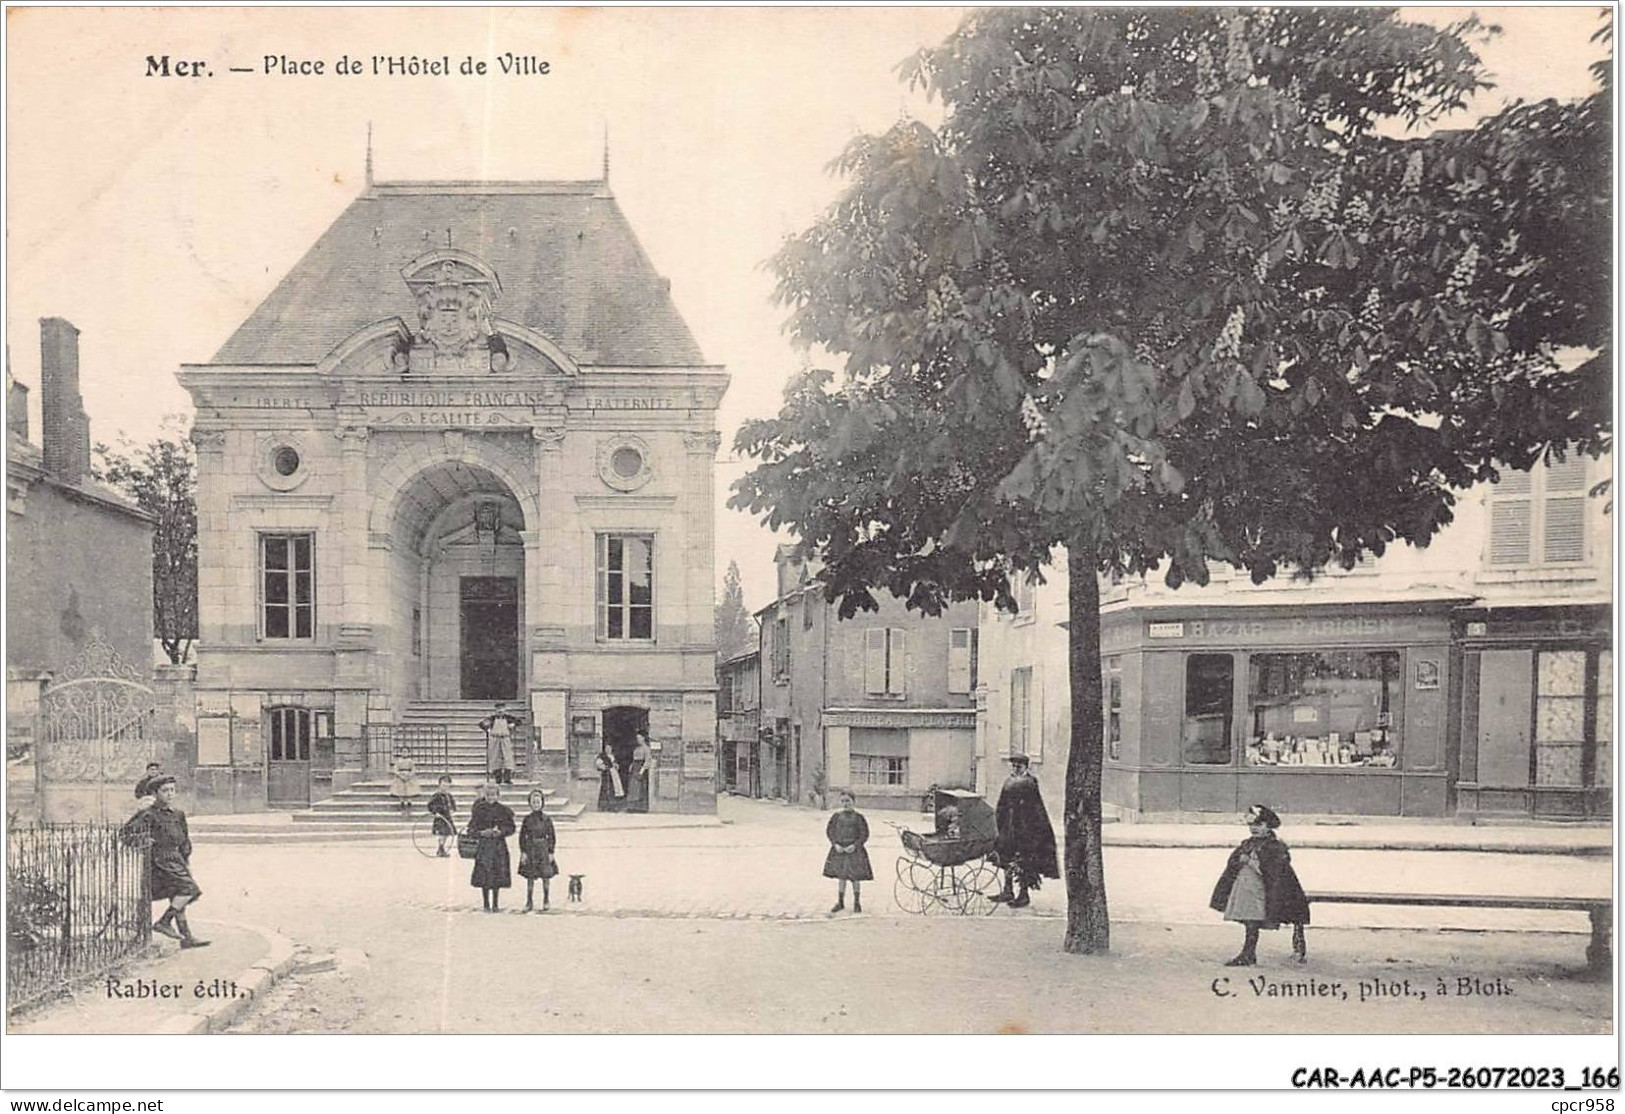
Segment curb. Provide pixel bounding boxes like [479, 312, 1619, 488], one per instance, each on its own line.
[151, 921, 299, 1035]
[1101, 836, 1612, 857]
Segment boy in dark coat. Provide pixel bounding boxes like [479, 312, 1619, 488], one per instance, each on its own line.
[426, 776, 457, 857]
[518, 789, 559, 911]
[823, 789, 873, 913]
[1209, 804, 1310, 966]
[469, 781, 516, 912]
[121, 776, 208, 948]
[993, 754, 1059, 908]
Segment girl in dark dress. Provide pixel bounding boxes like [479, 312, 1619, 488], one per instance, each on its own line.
[468, 781, 516, 912]
[1209, 804, 1311, 966]
[517, 789, 559, 912]
[426, 775, 457, 858]
[121, 777, 208, 948]
[823, 789, 873, 914]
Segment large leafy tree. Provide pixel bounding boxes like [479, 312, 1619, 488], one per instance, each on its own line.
[94, 418, 198, 665]
[732, 8, 1610, 954]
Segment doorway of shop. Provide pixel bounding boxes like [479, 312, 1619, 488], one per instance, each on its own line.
[599, 706, 651, 812]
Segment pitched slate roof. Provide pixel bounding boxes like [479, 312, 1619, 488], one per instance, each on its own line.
[211, 181, 706, 367]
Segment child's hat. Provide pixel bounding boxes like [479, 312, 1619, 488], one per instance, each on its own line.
[1246, 804, 1282, 829]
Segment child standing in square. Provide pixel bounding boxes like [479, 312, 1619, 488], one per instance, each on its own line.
[389, 753, 419, 813]
[426, 775, 457, 857]
[823, 789, 873, 914]
[518, 789, 559, 911]
[1209, 804, 1310, 965]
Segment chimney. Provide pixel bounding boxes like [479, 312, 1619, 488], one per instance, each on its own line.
[7, 377, 27, 441]
[39, 317, 89, 482]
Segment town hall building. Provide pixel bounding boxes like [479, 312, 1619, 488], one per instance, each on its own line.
[179, 172, 727, 814]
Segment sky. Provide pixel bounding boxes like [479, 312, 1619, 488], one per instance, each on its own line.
[4, 6, 1611, 614]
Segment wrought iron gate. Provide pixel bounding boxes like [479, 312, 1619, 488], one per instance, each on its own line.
[35, 635, 157, 823]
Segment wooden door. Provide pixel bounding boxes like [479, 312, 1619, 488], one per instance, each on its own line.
[1476, 649, 1534, 787]
[460, 577, 519, 700]
[267, 707, 312, 807]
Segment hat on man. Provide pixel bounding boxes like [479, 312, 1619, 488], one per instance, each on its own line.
[149, 774, 178, 791]
[1007, 753, 1031, 767]
[1246, 803, 1282, 830]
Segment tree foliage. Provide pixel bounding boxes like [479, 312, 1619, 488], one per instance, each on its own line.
[731, 8, 1610, 953]
[715, 559, 757, 661]
[94, 418, 198, 665]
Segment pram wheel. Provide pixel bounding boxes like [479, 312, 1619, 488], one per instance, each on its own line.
[956, 861, 1003, 916]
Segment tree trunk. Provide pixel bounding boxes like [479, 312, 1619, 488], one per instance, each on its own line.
[1062, 537, 1109, 954]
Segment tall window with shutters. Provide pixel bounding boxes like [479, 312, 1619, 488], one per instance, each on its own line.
[948, 628, 979, 694]
[1010, 666, 1033, 758]
[864, 628, 908, 697]
[1488, 456, 1590, 568]
[772, 617, 790, 684]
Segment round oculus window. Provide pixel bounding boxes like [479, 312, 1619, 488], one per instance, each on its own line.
[611, 446, 644, 478]
[272, 447, 301, 477]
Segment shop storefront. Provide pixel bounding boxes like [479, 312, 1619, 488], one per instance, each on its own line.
[1100, 597, 1467, 818]
[1455, 604, 1611, 819]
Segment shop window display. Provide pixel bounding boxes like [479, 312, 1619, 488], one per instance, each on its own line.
[1246, 651, 1400, 767]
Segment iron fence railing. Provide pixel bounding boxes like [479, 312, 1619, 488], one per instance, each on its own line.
[363, 724, 451, 779]
[6, 823, 152, 1014]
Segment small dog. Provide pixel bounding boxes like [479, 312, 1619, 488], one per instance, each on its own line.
[567, 874, 585, 903]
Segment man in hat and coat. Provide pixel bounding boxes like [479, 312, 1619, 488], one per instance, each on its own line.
[121, 776, 208, 948]
[993, 753, 1059, 908]
[1209, 803, 1311, 965]
[480, 703, 523, 785]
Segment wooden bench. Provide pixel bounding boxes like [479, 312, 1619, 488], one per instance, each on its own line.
[1305, 891, 1613, 974]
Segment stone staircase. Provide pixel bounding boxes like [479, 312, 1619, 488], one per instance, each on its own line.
[290, 699, 583, 830]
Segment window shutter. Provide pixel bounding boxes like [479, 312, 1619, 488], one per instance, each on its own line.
[1543, 457, 1588, 563]
[865, 629, 887, 693]
[948, 629, 971, 694]
[970, 628, 980, 691]
[886, 629, 908, 696]
[1544, 496, 1586, 563]
[1489, 499, 1532, 566]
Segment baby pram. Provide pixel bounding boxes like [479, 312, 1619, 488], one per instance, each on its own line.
[894, 788, 1002, 915]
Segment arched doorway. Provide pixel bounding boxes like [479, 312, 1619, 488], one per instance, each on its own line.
[384, 460, 528, 707]
[599, 705, 650, 812]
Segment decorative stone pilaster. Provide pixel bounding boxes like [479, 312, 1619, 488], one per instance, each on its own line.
[529, 424, 568, 639]
[189, 429, 229, 647]
[683, 430, 722, 654]
[336, 425, 372, 625]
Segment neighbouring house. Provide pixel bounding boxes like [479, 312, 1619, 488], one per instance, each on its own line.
[756, 547, 979, 809]
[7, 318, 157, 819]
[976, 452, 1613, 821]
[175, 169, 727, 814]
[716, 647, 760, 796]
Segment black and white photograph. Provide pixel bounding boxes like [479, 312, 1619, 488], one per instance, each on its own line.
[1, 2, 1616, 1098]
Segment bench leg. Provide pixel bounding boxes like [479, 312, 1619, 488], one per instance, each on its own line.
[1586, 906, 1611, 975]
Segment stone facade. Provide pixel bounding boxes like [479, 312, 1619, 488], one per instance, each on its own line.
[756, 549, 978, 810]
[178, 178, 727, 813]
[7, 318, 155, 811]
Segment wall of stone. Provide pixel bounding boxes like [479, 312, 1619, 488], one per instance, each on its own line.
[6, 479, 153, 683]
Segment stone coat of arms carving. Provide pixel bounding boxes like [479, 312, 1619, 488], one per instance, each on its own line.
[400, 250, 504, 364]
